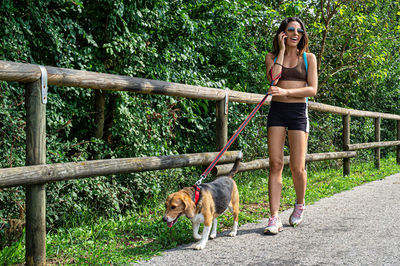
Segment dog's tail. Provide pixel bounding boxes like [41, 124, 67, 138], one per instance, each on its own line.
[227, 150, 243, 178]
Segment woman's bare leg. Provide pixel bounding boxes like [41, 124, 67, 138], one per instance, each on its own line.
[267, 126, 286, 216]
[288, 130, 308, 204]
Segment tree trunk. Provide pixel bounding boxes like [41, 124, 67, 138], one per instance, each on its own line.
[103, 92, 118, 142]
[94, 90, 105, 139]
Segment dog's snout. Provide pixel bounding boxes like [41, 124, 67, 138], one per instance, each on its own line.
[162, 216, 168, 222]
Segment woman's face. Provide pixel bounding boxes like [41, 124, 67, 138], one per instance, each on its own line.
[284, 21, 304, 47]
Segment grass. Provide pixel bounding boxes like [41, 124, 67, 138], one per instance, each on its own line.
[1, 155, 400, 264]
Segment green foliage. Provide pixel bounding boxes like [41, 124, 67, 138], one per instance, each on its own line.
[0, 0, 399, 252]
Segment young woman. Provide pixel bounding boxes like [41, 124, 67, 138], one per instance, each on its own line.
[264, 17, 318, 235]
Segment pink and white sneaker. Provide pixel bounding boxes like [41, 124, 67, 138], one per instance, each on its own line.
[264, 216, 283, 235]
[289, 203, 305, 227]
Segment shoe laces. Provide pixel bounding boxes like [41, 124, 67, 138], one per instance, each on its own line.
[268, 216, 279, 227]
[293, 204, 305, 218]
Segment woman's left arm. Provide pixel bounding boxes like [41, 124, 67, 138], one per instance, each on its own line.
[268, 53, 318, 97]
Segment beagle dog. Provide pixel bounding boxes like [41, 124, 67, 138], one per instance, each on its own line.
[163, 152, 242, 250]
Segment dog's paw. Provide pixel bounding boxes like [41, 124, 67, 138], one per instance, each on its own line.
[228, 231, 237, 237]
[194, 241, 206, 250]
[209, 233, 217, 239]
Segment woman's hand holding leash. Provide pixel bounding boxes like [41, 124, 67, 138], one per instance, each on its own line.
[268, 85, 288, 97]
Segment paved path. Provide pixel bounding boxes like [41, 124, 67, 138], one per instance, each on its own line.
[140, 173, 400, 265]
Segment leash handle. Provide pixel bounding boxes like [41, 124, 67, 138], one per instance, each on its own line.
[197, 76, 279, 184]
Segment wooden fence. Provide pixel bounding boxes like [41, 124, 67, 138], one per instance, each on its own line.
[0, 60, 399, 265]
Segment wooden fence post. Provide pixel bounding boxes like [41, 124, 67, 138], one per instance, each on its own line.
[216, 98, 228, 150]
[25, 79, 46, 265]
[374, 117, 381, 169]
[397, 120, 400, 164]
[343, 114, 351, 176]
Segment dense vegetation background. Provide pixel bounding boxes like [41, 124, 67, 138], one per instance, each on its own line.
[0, 0, 399, 249]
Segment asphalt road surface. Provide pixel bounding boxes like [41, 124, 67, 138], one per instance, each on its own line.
[140, 173, 400, 265]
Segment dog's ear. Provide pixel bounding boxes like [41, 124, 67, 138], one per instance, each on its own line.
[182, 193, 196, 219]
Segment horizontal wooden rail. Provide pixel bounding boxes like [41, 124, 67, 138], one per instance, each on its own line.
[346, 141, 400, 151]
[1, 60, 400, 120]
[0, 60, 261, 104]
[0, 151, 241, 188]
[213, 151, 357, 176]
[308, 102, 400, 119]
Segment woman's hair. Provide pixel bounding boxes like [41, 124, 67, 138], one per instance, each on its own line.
[272, 17, 309, 56]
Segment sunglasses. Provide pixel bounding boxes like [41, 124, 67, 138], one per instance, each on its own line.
[287, 27, 304, 34]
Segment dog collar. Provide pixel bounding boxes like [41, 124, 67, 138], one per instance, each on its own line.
[192, 185, 201, 205]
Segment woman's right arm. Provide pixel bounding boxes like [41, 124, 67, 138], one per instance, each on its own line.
[266, 31, 286, 85]
[265, 52, 284, 85]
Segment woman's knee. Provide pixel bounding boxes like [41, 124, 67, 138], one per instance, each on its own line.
[290, 165, 306, 178]
[269, 159, 284, 173]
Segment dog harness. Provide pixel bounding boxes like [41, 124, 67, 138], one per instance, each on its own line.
[192, 185, 201, 205]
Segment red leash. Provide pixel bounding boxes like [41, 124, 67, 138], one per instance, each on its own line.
[195, 71, 281, 185]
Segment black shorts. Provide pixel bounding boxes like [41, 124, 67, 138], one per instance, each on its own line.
[267, 101, 309, 133]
